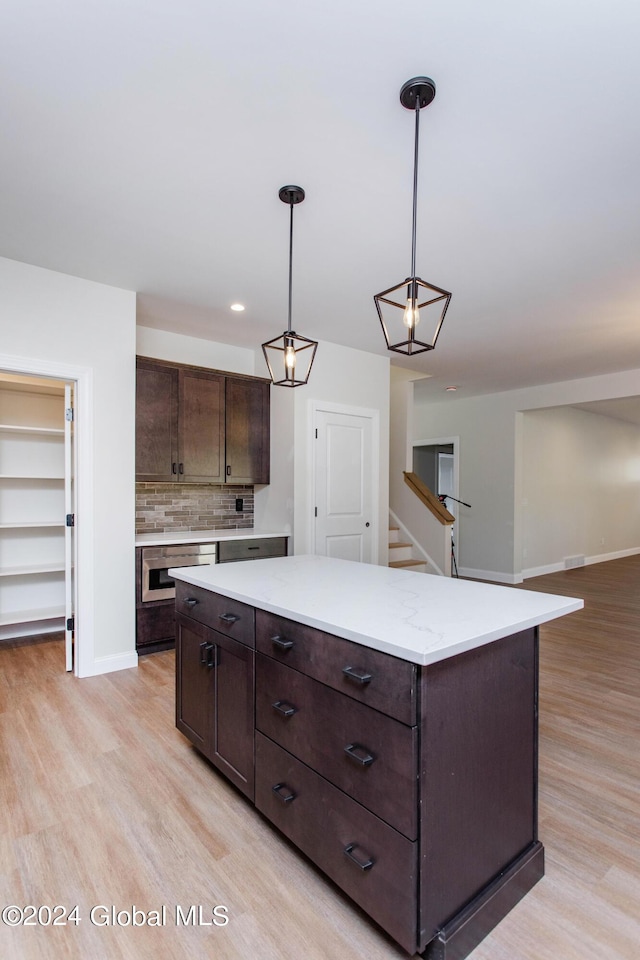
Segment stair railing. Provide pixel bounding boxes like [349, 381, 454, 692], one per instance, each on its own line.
[403, 472, 455, 525]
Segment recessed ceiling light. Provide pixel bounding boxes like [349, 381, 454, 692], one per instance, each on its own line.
[230, 303, 245, 312]
[445, 385, 458, 391]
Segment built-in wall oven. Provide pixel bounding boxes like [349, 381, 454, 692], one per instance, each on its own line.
[141, 543, 217, 603]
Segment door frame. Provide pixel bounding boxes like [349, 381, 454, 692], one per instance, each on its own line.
[0, 352, 94, 678]
[413, 434, 460, 561]
[310, 400, 380, 565]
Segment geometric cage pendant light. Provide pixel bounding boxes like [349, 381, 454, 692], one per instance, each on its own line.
[262, 185, 318, 386]
[374, 77, 452, 356]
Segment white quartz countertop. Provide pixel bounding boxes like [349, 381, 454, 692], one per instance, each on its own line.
[169, 554, 583, 666]
[136, 528, 288, 548]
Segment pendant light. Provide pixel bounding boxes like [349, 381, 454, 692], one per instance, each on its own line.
[262, 185, 317, 387]
[374, 77, 452, 355]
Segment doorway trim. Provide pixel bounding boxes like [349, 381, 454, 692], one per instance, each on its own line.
[0, 352, 94, 678]
[413, 434, 461, 558]
[310, 400, 380, 565]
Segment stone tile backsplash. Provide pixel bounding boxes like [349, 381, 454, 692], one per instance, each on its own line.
[136, 483, 254, 533]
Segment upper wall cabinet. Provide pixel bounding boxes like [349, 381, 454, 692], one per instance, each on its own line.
[136, 358, 270, 485]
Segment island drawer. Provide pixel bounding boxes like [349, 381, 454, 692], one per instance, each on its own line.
[255, 610, 417, 725]
[256, 653, 418, 839]
[255, 732, 418, 955]
[217, 537, 288, 563]
[176, 582, 255, 647]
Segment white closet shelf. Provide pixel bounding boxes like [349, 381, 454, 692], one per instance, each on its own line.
[0, 606, 65, 627]
[0, 563, 65, 577]
[0, 474, 64, 480]
[0, 562, 64, 577]
[0, 521, 65, 529]
[0, 423, 64, 436]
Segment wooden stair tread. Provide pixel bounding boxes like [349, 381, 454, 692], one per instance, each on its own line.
[389, 559, 427, 569]
[389, 541, 412, 549]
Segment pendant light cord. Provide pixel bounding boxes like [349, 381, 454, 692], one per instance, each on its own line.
[410, 99, 421, 282]
[287, 198, 294, 334]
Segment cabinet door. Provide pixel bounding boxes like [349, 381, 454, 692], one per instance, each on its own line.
[225, 377, 270, 484]
[136, 360, 178, 481]
[211, 629, 255, 799]
[179, 369, 225, 482]
[175, 613, 255, 800]
[175, 614, 213, 754]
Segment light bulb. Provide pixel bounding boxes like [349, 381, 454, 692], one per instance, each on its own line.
[285, 343, 296, 371]
[403, 298, 420, 329]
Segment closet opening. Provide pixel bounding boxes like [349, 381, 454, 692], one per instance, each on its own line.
[0, 371, 76, 671]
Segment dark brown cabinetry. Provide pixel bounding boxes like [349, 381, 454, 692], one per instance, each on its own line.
[136, 357, 270, 484]
[175, 582, 255, 799]
[225, 376, 270, 484]
[175, 594, 543, 959]
[135, 539, 287, 653]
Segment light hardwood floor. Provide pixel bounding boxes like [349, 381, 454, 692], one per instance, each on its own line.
[1, 557, 638, 959]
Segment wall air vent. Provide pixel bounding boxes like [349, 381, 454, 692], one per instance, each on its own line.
[564, 555, 585, 569]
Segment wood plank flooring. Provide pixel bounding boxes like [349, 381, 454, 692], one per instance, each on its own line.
[1, 557, 638, 959]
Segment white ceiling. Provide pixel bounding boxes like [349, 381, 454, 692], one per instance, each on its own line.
[2, 0, 640, 401]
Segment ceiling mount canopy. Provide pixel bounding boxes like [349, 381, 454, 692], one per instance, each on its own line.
[374, 76, 452, 356]
[262, 185, 318, 387]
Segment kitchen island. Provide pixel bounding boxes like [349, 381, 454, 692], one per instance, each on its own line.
[170, 555, 582, 959]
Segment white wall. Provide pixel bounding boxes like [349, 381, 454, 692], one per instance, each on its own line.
[413, 367, 640, 582]
[0, 256, 137, 675]
[136, 326, 257, 375]
[292, 340, 390, 564]
[522, 406, 640, 575]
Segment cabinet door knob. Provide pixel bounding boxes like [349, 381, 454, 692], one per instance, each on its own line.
[271, 782, 296, 804]
[342, 665, 372, 685]
[344, 843, 375, 871]
[272, 700, 297, 718]
[344, 743, 376, 766]
[271, 635, 295, 651]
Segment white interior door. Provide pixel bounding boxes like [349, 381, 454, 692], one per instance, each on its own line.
[64, 383, 75, 671]
[314, 408, 375, 563]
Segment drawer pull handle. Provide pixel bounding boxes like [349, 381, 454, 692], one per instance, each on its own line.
[272, 700, 297, 718]
[342, 666, 372, 686]
[272, 782, 296, 804]
[344, 743, 375, 766]
[206, 643, 218, 669]
[219, 613, 240, 624]
[344, 843, 375, 871]
[199, 641, 208, 665]
[248, 546, 260, 550]
[271, 635, 295, 651]
[183, 597, 199, 607]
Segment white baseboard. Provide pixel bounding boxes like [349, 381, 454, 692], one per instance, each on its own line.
[456, 567, 523, 585]
[521, 562, 565, 579]
[458, 546, 640, 585]
[522, 546, 640, 581]
[79, 649, 139, 678]
[584, 546, 640, 566]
